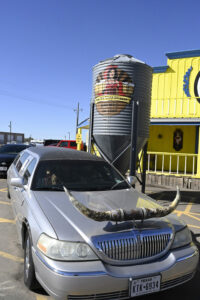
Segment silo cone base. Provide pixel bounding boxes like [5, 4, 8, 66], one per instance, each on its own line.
[93, 135, 130, 173]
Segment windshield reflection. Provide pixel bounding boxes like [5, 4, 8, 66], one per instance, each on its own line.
[32, 160, 130, 192]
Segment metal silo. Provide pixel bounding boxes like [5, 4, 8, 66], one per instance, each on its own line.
[89, 54, 152, 175]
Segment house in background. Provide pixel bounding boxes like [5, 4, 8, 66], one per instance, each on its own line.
[147, 49, 200, 189]
[0, 131, 24, 145]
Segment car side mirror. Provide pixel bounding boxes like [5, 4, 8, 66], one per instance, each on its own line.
[126, 175, 137, 186]
[10, 177, 24, 188]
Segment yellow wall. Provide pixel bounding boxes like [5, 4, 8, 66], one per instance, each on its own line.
[151, 56, 200, 118]
[148, 125, 196, 153]
[148, 125, 196, 172]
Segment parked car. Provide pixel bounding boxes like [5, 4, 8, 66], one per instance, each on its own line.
[43, 139, 60, 146]
[0, 143, 32, 177]
[7, 147, 198, 300]
[45, 139, 84, 150]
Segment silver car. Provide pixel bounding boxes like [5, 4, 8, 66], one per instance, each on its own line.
[7, 147, 198, 300]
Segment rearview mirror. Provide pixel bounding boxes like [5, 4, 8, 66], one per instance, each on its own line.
[10, 177, 24, 188]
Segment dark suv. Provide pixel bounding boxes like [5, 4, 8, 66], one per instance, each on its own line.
[0, 144, 32, 177]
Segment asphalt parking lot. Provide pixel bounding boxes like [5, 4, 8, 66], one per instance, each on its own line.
[0, 179, 200, 300]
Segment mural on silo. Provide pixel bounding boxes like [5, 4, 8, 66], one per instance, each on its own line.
[91, 54, 152, 175]
[94, 65, 134, 115]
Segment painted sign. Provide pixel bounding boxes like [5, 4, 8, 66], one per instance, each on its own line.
[183, 67, 200, 103]
[173, 129, 183, 151]
[194, 71, 200, 102]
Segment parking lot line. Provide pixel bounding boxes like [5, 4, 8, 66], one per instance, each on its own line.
[0, 217, 15, 224]
[0, 200, 10, 205]
[0, 250, 23, 262]
[36, 295, 50, 300]
[187, 224, 200, 229]
[187, 211, 200, 216]
[185, 212, 200, 223]
[184, 201, 193, 214]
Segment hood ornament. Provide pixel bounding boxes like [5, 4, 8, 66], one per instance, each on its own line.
[64, 187, 180, 222]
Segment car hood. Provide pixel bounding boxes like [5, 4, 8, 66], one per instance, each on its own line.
[33, 188, 185, 242]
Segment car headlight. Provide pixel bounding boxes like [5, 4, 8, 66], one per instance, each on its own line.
[171, 227, 192, 249]
[37, 233, 98, 261]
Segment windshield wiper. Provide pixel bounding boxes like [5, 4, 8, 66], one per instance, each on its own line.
[34, 186, 64, 191]
[110, 180, 129, 190]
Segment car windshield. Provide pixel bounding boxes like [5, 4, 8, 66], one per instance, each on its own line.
[0, 144, 29, 154]
[31, 160, 130, 192]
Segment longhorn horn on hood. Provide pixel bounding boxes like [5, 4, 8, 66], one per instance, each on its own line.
[64, 186, 180, 222]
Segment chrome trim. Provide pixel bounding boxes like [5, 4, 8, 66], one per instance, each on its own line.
[34, 250, 107, 277]
[176, 249, 198, 262]
[34, 246, 198, 279]
[92, 228, 173, 265]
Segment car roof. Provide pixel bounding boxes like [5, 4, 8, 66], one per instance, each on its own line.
[26, 146, 104, 162]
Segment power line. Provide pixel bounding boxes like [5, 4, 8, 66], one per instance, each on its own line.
[0, 89, 74, 110]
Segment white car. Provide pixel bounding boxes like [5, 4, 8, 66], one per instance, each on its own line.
[7, 146, 199, 300]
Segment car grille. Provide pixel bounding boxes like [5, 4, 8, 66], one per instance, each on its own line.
[68, 290, 129, 300]
[67, 273, 194, 300]
[161, 272, 194, 290]
[93, 230, 172, 261]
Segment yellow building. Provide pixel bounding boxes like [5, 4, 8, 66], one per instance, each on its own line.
[147, 50, 200, 189]
[77, 50, 200, 189]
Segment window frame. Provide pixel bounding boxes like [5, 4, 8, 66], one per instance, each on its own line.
[23, 158, 37, 185]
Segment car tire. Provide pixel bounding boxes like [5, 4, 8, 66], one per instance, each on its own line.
[24, 232, 37, 290]
[7, 186, 10, 199]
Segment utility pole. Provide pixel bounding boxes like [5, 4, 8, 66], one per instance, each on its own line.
[74, 102, 83, 134]
[8, 121, 12, 143]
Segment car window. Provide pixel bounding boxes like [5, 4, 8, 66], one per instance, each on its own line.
[16, 152, 30, 172]
[70, 141, 77, 147]
[31, 160, 129, 191]
[13, 153, 20, 166]
[23, 158, 37, 185]
[59, 141, 68, 147]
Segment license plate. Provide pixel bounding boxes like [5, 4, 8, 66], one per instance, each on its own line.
[0, 167, 7, 171]
[130, 275, 160, 297]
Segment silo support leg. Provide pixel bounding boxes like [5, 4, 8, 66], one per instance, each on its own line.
[196, 126, 200, 178]
[142, 142, 148, 193]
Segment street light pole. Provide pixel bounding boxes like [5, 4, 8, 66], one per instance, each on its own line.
[74, 102, 83, 134]
[67, 132, 70, 140]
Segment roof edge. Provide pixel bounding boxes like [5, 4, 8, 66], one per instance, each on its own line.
[153, 66, 169, 73]
[166, 50, 200, 59]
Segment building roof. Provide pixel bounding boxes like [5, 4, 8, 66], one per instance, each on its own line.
[166, 49, 200, 59]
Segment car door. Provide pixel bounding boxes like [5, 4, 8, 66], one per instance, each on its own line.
[14, 157, 37, 237]
[9, 151, 30, 216]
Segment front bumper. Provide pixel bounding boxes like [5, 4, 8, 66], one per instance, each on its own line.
[32, 243, 198, 300]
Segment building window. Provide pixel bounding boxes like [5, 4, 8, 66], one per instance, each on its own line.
[0, 134, 4, 144]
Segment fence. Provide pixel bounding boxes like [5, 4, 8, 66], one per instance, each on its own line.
[151, 97, 200, 118]
[146, 151, 198, 177]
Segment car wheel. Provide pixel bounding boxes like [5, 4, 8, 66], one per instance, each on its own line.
[24, 232, 37, 290]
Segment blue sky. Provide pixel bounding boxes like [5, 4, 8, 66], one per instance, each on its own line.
[0, 0, 199, 141]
